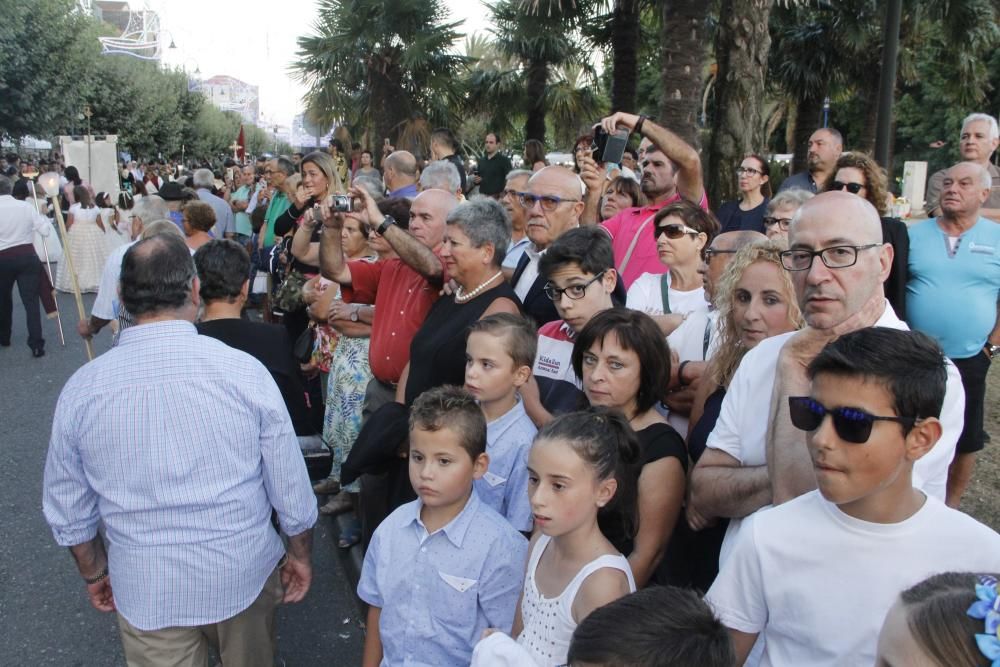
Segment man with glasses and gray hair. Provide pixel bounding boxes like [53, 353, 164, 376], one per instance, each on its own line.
[689, 191, 963, 568]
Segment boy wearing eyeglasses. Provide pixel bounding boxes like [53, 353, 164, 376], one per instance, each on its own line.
[522, 227, 618, 426]
[705, 327, 1000, 667]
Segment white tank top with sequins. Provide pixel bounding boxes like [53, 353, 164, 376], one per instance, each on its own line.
[516, 534, 636, 666]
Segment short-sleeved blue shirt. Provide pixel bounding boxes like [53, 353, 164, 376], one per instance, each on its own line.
[475, 399, 537, 532]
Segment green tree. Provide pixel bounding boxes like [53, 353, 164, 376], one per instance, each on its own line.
[293, 0, 468, 158]
[0, 0, 101, 141]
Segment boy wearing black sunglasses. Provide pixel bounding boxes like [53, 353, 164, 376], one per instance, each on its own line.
[705, 327, 1000, 667]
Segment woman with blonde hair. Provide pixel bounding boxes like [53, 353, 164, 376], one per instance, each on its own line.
[680, 239, 803, 591]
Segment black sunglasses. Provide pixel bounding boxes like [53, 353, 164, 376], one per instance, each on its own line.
[831, 181, 864, 194]
[788, 396, 916, 444]
[653, 223, 700, 240]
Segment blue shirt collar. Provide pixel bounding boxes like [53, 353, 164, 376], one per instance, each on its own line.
[404, 488, 482, 549]
[486, 397, 527, 441]
[389, 183, 418, 198]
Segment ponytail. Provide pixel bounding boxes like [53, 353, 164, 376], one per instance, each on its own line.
[536, 408, 641, 543]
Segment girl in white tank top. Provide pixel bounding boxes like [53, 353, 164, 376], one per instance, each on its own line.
[513, 409, 641, 666]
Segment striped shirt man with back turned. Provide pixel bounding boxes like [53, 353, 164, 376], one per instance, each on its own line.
[42, 233, 317, 666]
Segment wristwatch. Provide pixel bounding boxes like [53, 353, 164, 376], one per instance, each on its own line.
[377, 215, 396, 236]
[985, 343, 1000, 360]
[350, 304, 360, 322]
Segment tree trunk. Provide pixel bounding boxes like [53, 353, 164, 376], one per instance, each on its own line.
[791, 94, 826, 172]
[707, 0, 773, 207]
[659, 0, 709, 149]
[610, 0, 640, 113]
[524, 59, 549, 143]
[856, 66, 881, 153]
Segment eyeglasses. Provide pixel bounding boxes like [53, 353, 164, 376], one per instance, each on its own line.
[831, 181, 865, 194]
[519, 193, 581, 212]
[502, 188, 523, 200]
[544, 271, 606, 302]
[703, 247, 738, 261]
[735, 167, 763, 176]
[654, 223, 701, 240]
[788, 396, 915, 444]
[780, 244, 881, 271]
[762, 216, 792, 230]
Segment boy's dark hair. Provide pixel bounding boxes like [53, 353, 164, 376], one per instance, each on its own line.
[568, 587, 735, 667]
[808, 327, 948, 422]
[537, 408, 641, 544]
[468, 313, 538, 369]
[572, 308, 671, 414]
[409, 386, 487, 459]
[194, 240, 251, 303]
[539, 226, 615, 281]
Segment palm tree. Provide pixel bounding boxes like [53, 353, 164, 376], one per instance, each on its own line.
[658, 0, 712, 149]
[292, 0, 468, 158]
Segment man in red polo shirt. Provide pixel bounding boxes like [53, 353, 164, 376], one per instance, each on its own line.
[319, 188, 458, 413]
[581, 111, 707, 290]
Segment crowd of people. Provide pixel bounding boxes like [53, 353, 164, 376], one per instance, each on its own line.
[0, 108, 996, 666]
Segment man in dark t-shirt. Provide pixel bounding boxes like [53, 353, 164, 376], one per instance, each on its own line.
[474, 132, 513, 198]
[193, 239, 315, 434]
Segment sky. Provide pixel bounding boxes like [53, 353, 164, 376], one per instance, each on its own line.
[145, 0, 493, 132]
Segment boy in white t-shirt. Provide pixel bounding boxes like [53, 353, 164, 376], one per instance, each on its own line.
[705, 327, 1000, 667]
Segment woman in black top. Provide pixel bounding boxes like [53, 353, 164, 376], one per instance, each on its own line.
[572, 308, 686, 588]
[821, 151, 910, 320]
[684, 240, 802, 590]
[403, 198, 522, 405]
[715, 154, 771, 234]
[274, 151, 345, 341]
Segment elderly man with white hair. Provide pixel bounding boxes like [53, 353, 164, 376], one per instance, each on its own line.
[193, 168, 236, 239]
[907, 160, 1000, 507]
[925, 113, 1000, 221]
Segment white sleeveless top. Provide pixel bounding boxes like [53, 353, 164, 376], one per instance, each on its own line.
[516, 534, 636, 666]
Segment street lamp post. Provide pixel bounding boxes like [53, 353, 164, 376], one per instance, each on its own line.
[82, 104, 93, 184]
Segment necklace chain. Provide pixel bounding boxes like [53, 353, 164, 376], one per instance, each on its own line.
[454, 271, 503, 303]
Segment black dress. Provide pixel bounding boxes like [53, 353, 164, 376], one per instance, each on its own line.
[880, 216, 909, 321]
[404, 280, 521, 406]
[602, 422, 687, 567]
[660, 385, 729, 591]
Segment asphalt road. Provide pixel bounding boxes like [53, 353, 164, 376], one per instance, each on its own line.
[0, 290, 365, 666]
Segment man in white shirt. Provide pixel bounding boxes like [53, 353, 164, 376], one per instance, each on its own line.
[689, 192, 963, 563]
[0, 175, 51, 356]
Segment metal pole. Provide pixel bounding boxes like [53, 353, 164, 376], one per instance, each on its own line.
[27, 181, 65, 346]
[874, 0, 902, 170]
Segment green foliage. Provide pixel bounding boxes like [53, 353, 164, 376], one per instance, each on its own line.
[293, 0, 469, 155]
[0, 0, 102, 140]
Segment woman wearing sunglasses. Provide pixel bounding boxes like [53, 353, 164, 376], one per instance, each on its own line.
[681, 240, 803, 590]
[716, 154, 772, 234]
[626, 200, 719, 435]
[822, 151, 910, 319]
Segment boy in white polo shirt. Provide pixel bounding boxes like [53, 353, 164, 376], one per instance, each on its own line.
[705, 327, 1000, 666]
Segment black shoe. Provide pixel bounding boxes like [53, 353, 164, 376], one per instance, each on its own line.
[31, 345, 44, 358]
[0, 341, 9, 347]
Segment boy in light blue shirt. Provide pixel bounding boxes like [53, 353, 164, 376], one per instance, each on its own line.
[465, 313, 538, 532]
[358, 386, 528, 667]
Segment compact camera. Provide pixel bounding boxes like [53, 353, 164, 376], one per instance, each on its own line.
[592, 126, 629, 165]
[330, 194, 356, 213]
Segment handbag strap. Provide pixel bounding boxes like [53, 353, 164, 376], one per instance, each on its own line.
[618, 213, 657, 278]
[659, 272, 671, 314]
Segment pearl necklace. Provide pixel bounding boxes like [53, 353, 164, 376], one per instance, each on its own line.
[454, 271, 503, 304]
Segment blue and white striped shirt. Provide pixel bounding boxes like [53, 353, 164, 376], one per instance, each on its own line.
[42, 320, 317, 631]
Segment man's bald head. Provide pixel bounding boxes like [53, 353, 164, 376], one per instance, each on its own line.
[787, 191, 891, 330]
[700, 230, 767, 303]
[408, 188, 458, 249]
[384, 150, 417, 191]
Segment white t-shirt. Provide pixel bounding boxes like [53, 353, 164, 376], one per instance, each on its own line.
[705, 491, 1000, 667]
[706, 304, 964, 563]
[627, 271, 710, 434]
